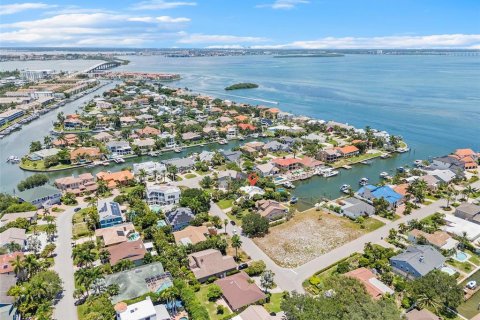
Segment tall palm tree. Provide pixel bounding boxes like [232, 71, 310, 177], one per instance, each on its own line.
[11, 255, 26, 281]
[463, 185, 478, 201]
[24, 255, 41, 280]
[167, 165, 178, 181]
[231, 235, 242, 261]
[224, 219, 228, 234]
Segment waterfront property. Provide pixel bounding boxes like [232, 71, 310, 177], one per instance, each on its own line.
[106, 140, 132, 156]
[96, 170, 134, 189]
[97, 200, 123, 228]
[0, 109, 24, 127]
[54, 173, 96, 195]
[389, 245, 446, 279]
[356, 184, 404, 209]
[16, 184, 61, 208]
[145, 184, 181, 206]
[133, 161, 166, 177]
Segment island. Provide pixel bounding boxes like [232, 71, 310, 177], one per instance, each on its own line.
[225, 82, 259, 90]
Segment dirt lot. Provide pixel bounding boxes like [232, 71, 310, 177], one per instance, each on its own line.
[254, 209, 366, 268]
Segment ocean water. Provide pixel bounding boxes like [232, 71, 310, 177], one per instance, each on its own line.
[0, 54, 479, 202]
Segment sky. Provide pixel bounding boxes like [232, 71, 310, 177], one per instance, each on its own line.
[0, 0, 479, 48]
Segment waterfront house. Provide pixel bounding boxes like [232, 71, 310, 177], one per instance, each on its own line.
[389, 245, 445, 279]
[132, 138, 155, 152]
[0, 109, 24, 126]
[263, 140, 290, 152]
[165, 207, 195, 231]
[173, 225, 209, 246]
[340, 197, 375, 219]
[335, 145, 360, 158]
[98, 200, 123, 228]
[120, 116, 136, 127]
[0, 228, 27, 250]
[188, 249, 237, 283]
[161, 157, 195, 173]
[272, 157, 302, 172]
[239, 186, 265, 199]
[408, 229, 458, 251]
[92, 132, 113, 143]
[115, 297, 170, 320]
[302, 133, 326, 143]
[95, 223, 136, 247]
[107, 140, 132, 156]
[135, 114, 155, 125]
[55, 173, 97, 195]
[0, 211, 37, 227]
[28, 148, 60, 161]
[454, 203, 480, 225]
[451, 148, 478, 170]
[317, 148, 342, 162]
[255, 162, 280, 177]
[182, 132, 201, 142]
[64, 118, 85, 130]
[429, 156, 465, 174]
[255, 199, 287, 221]
[202, 126, 218, 137]
[298, 156, 324, 169]
[133, 161, 166, 177]
[215, 272, 266, 311]
[356, 185, 404, 209]
[145, 185, 181, 206]
[136, 126, 160, 137]
[96, 170, 134, 188]
[52, 133, 77, 147]
[221, 150, 242, 164]
[70, 147, 102, 164]
[16, 184, 62, 208]
[238, 123, 257, 132]
[226, 125, 238, 139]
[345, 268, 394, 300]
[107, 239, 147, 267]
[198, 150, 215, 163]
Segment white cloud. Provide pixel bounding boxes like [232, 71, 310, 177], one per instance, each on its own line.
[257, 0, 309, 10]
[0, 2, 53, 15]
[178, 33, 268, 44]
[156, 16, 190, 23]
[132, 0, 196, 10]
[251, 34, 480, 49]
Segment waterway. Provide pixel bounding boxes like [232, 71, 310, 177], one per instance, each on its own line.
[0, 55, 479, 209]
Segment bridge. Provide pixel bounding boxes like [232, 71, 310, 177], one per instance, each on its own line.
[83, 60, 122, 73]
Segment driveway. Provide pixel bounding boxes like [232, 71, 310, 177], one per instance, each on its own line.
[52, 206, 79, 320]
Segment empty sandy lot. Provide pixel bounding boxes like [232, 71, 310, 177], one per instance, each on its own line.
[254, 209, 366, 268]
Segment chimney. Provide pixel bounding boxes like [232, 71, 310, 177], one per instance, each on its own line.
[419, 255, 424, 263]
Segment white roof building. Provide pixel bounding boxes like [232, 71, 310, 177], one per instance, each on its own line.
[239, 186, 265, 199]
[443, 214, 480, 242]
[133, 161, 166, 176]
[115, 297, 170, 320]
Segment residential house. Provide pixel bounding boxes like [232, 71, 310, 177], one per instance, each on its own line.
[451, 148, 478, 170]
[405, 309, 441, 320]
[95, 223, 136, 247]
[0, 274, 17, 314]
[96, 170, 134, 189]
[408, 229, 458, 251]
[255, 162, 280, 177]
[16, 184, 61, 208]
[135, 114, 155, 125]
[162, 157, 195, 173]
[0, 228, 27, 249]
[256, 199, 287, 221]
[345, 268, 394, 300]
[70, 147, 102, 163]
[356, 185, 404, 209]
[107, 239, 147, 266]
[188, 249, 237, 283]
[107, 141, 132, 156]
[64, 118, 85, 129]
[52, 133, 77, 147]
[92, 131, 113, 142]
[221, 150, 242, 164]
[0, 211, 37, 227]
[272, 157, 302, 172]
[426, 169, 457, 184]
[298, 156, 324, 170]
[54, 173, 97, 195]
[202, 126, 218, 138]
[429, 156, 465, 175]
[115, 297, 170, 320]
[390, 245, 446, 279]
[182, 132, 201, 142]
[137, 126, 160, 137]
[239, 186, 265, 199]
[340, 197, 375, 219]
[262, 141, 290, 153]
[238, 123, 256, 132]
[28, 148, 60, 161]
[173, 225, 209, 246]
[302, 133, 326, 143]
[0, 252, 24, 275]
[198, 150, 215, 163]
[335, 145, 360, 158]
[215, 271, 266, 311]
[146, 185, 181, 206]
[226, 125, 237, 139]
[217, 170, 244, 190]
[418, 175, 441, 191]
[165, 207, 195, 231]
[454, 203, 480, 225]
[120, 116, 136, 127]
[132, 138, 155, 152]
[317, 149, 342, 162]
[232, 305, 273, 320]
[442, 214, 480, 242]
[133, 161, 166, 177]
[98, 200, 123, 228]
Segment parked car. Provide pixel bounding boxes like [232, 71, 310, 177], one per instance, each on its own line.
[238, 263, 248, 270]
[230, 220, 236, 225]
[74, 207, 81, 212]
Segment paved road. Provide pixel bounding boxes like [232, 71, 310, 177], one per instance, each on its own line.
[211, 198, 449, 293]
[53, 206, 78, 320]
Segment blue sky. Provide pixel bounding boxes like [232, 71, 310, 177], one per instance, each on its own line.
[1, 0, 479, 48]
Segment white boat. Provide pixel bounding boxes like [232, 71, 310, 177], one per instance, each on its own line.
[359, 177, 369, 186]
[396, 147, 410, 153]
[218, 139, 227, 145]
[340, 184, 351, 194]
[174, 147, 183, 153]
[113, 158, 125, 163]
[282, 181, 295, 189]
[380, 153, 391, 159]
[323, 169, 339, 177]
[238, 135, 245, 141]
[380, 172, 389, 178]
[6, 155, 20, 163]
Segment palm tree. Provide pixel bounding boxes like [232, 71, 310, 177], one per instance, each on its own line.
[24, 255, 41, 279]
[463, 185, 478, 201]
[224, 219, 228, 234]
[138, 169, 147, 184]
[159, 286, 179, 314]
[43, 136, 52, 148]
[11, 255, 26, 281]
[231, 235, 242, 261]
[153, 169, 158, 182]
[45, 223, 57, 242]
[167, 165, 178, 181]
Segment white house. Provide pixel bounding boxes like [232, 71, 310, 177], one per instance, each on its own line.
[115, 297, 170, 320]
[146, 185, 181, 206]
[133, 161, 166, 177]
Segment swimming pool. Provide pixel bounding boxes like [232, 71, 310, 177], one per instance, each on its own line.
[454, 251, 470, 262]
[441, 266, 456, 276]
[128, 232, 140, 241]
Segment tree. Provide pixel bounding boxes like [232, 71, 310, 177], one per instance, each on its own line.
[167, 165, 178, 181]
[180, 188, 211, 213]
[245, 260, 266, 276]
[241, 213, 269, 237]
[61, 192, 78, 205]
[40, 243, 56, 258]
[231, 234, 242, 261]
[45, 223, 57, 242]
[11, 254, 26, 281]
[207, 284, 222, 301]
[29, 141, 42, 152]
[407, 270, 463, 313]
[463, 185, 478, 201]
[260, 270, 275, 294]
[199, 175, 213, 189]
[27, 235, 42, 256]
[223, 219, 228, 234]
[17, 174, 49, 191]
[57, 111, 65, 126]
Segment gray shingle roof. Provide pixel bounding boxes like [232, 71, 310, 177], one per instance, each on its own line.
[390, 245, 446, 277]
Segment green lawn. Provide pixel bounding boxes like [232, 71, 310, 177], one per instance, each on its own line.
[350, 217, 385, 232]
[184, 173, 197, 179]
[264, 292, 283, 313]
[195, 170, 209, 175]
[20, 158, 73, 171]
[195, 284, 232, 320]
[72, 209, 93, 239]
[332, 152, 383, 168]
[447, 259, 475, 274]
[466, 250, 480, 266]
[217, 199, 234, 210]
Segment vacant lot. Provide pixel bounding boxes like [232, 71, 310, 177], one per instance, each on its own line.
[254, 209, 372, 268]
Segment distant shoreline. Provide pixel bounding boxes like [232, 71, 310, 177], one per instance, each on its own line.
[225, 82, 259, 90]
[274, 53, 345, 58]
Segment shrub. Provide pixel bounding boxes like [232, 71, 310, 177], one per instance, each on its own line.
[245, 260, 266, 276]
[207, 284, 222, 301]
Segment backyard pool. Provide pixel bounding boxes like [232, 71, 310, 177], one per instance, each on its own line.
[128, 232, 140, 241]
[440, 266, 456, 276]
[454, 251, 470, 262]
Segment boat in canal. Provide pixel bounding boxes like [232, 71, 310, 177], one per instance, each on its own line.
[359, 177, 369, 186]
[340, 184, 351, 194]
[380, 171, 389, 178]
[323, 168, 339, 177]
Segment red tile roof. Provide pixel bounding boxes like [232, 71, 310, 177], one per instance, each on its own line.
[0, 252, 24, 274]
[272, 158, 301, 167]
